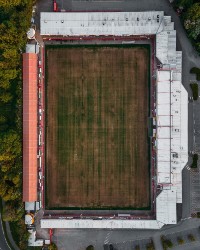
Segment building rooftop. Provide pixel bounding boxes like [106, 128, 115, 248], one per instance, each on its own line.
[40, 11, 164, 36]
[41, 218, 164, 229]
[23, 52, 38, 202]
[38, 11, 188, 229]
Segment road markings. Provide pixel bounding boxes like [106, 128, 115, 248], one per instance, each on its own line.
[104, 231, 113, 244]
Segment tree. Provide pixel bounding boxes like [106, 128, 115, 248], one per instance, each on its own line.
[191, 153, 198, 168]
[17, 219, 30, 249]
[0, 80, 10, 90]
[0, 115, 6, 124]
[0, 1, 33, 250]
[48, 242, 58, 250]
[0, 92, 12, 103]
[12, 175, 21, 186]
[161, 236, 173, 250]
[146, 241, 155, 250]
[176, 0, 194, 8]
[2, 48, 19, 68]
[0, 0, 22, 8]
[190, 67, 200, 81]
[3, 186, 21, 201]
[188, 234, 195, 241]
[177, 236, 184, 245]
[0, 130, 21, 161]
[2, 202, 23, 221]
[184, 3, 200, 40]
[0, 181, 8, 198]
[1, 163, 12, 173]
[86, 246, 94, 250]
[0, 69, 17, 81]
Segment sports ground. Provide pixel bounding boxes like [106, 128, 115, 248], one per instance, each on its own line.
[45, 45, 150, 209]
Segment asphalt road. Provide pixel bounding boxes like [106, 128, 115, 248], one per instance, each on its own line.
[0, 212, 10, 250]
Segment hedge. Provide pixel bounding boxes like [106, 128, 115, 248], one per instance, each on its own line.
[190, 67, 200, 81]
[191, 154, 198, 168]
[190, 83, 199, 100]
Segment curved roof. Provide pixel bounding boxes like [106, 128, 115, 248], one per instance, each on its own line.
[23, 53, 38, 202]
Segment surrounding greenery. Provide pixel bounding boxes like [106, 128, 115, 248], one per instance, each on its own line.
[10, 221, 30, 249]
[86, 246, 94, 250]
[174, 0, 193, 8]
[190, 83, 199, 100]
[191, 153, 198, 168]
[184, 3, 200, 41]
[0, 0, 197, 248]
[48, 242, 58, 250]
[0, 0, 33, 249]
[0, 198, 15, 250]
[188, 234, 196, 241]
[146, 240, 155, 250]
[135, 245, 140, 250]
[161, 236, 173, 250]
[177, 236, 184, 245]
[173, 0, 200, 54]
[190, 67, 200, 81]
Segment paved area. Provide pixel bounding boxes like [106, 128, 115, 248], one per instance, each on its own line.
[190, 169, 200, 214]
[51, 218, 200, 250]
[163, 228, 200, 248]
[190, 96, 200, 214]
[105, 237, 153, 250]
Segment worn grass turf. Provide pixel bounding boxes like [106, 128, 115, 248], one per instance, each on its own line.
[46, 45, 150, 209]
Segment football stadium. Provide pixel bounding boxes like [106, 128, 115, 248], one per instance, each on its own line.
[23, 11, 188, 231]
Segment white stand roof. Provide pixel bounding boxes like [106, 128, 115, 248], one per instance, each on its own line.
[40, 11, 164, 36]
[156, 188, 177, 224]
[41, 219, 164, 229]
[39, 11, 188, 229]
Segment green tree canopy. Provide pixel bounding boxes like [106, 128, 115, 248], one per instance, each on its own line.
[86, 246, 94, 250]
[2, 202, 23, 221]
[0, 129, 21, 162]
[176, 0, 194, 8]
[0, 1, 33, 249]
[0, 0, 22, 8]
[48, 242, 58, 250]
[184, 3, 200, 40]
[0, 92, 13, 103]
